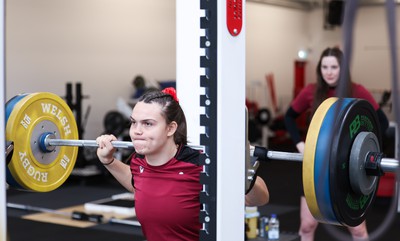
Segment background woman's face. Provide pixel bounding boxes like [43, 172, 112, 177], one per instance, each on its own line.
[320, 56, 340, 87]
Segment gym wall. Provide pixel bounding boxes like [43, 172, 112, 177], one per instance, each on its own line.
[6, 0, 176, 139]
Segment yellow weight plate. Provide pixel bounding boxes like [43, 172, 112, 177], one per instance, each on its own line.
[6, 92, 79, 192]
[303, 97, 337, 221]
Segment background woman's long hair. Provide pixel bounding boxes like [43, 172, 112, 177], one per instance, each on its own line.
[312, 47, 353, 115]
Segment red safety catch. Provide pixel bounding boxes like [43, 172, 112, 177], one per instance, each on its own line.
[227, 0, 242, 36]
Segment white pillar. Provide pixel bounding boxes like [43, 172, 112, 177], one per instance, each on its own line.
[177, 0, 246, 240]
[216, 1, 246, 240]
[176, 0, 204, 146]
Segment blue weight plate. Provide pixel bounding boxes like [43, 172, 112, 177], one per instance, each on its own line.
[5, 93, 29, 189]
[6, 94, 28, 123]
[303, 98, 338, 221]
[314, 98, 354, 225]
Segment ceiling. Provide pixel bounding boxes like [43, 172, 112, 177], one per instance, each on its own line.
[247, 0, 400, 11]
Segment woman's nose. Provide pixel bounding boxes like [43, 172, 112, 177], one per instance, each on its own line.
[132, 124, 142, 134]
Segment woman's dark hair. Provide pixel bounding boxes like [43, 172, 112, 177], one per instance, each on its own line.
[312, 47, 353, 114]
[138, 89, 187, 145]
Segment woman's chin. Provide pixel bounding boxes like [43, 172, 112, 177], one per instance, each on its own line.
[135, 148, 146, 155]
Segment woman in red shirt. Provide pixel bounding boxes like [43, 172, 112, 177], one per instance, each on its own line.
[97, 87, 269, 241]
[285, 47, 388, 241]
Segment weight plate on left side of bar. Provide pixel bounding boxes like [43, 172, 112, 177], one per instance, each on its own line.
[6, 92, 79, 192]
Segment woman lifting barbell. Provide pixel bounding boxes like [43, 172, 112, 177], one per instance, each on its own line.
[4, 87, 397, 239]
[284, 47, 389, 241]
[96, 87, 269, 241]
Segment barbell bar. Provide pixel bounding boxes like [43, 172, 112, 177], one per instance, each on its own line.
[15, 128, 400, 175]
[4, 92, 400, 227]
[250, 145, 399, 173]
[40, 132, 203, 151]
[41, 132, 303, 162]
[38, 130, 400, 197]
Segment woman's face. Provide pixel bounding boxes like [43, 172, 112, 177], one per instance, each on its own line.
[320, 56, 340, 87]
[129, 101, 172, 155]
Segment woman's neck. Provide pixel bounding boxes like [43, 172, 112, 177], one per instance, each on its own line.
[145, 141, 178, 166]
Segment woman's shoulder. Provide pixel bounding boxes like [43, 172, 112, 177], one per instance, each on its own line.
[176, 145, 202, 166]
[351, 82, 379, 108]
[297, 83, 316, 96]
[351, 82, 366, 89]
[351, 82, 372, 96]
[303, 83, 316, 91]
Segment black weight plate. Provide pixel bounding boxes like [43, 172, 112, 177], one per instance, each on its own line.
[256, 108, 271, 125]
[103, 111, 128, 136]
[329, 98, 381, 227]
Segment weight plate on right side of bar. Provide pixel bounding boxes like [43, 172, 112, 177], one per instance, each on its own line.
[303, 97, 338, 222]
[313, 98, 355, 225]
[329, 99, 381, 227]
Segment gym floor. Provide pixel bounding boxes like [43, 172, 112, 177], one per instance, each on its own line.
[6, 141, 400, 241]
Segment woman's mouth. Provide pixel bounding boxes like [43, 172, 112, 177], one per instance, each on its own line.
[133, 140, 146, 152]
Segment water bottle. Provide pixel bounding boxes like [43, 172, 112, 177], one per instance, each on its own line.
[268, 214, 279, 240]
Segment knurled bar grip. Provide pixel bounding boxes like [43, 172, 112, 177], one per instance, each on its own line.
[43, 133, 204, 151]
[47, 139, 134, 149]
